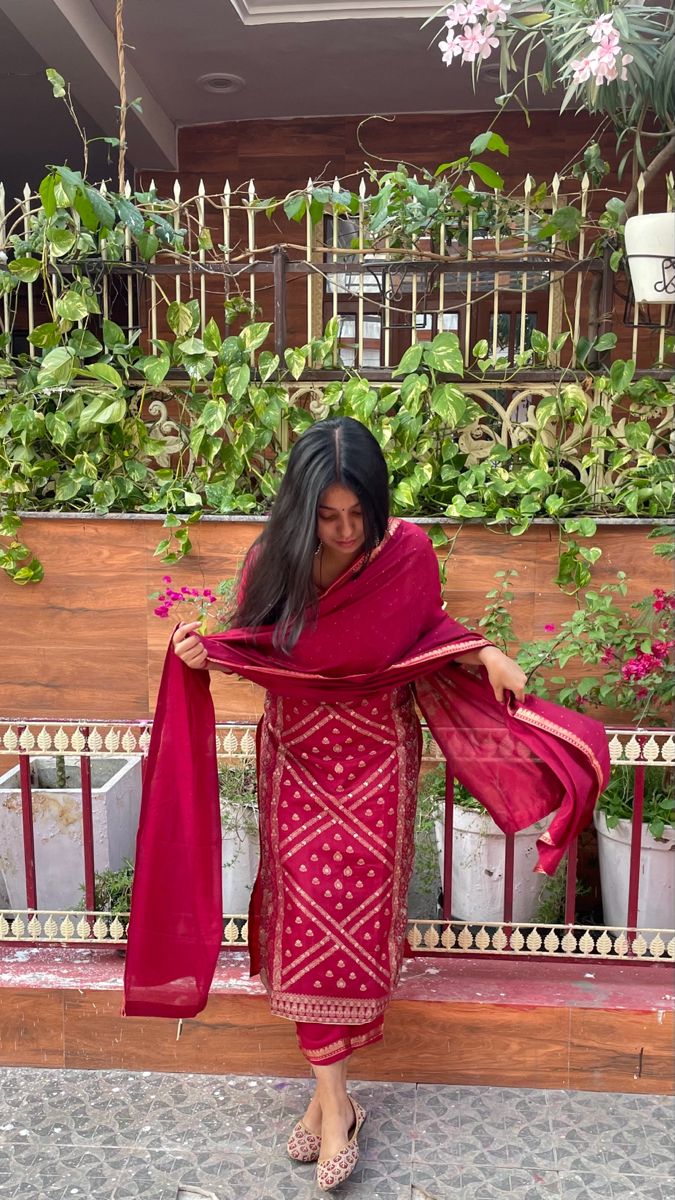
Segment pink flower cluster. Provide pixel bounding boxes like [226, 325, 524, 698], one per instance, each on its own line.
[439, 0, 510, 65]
[153, 574, 216, 618]
[570, 14, 633, 86]
[621, 640, 674, 683]
[653, 587, 675, 614]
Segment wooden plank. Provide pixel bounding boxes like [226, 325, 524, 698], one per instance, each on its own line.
[3, 517, 666, 723]
[568, 1007, 675, 1095]
[0, 988, 64, 1067]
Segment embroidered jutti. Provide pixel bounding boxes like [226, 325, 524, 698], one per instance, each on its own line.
[123, 519, 610, 1037]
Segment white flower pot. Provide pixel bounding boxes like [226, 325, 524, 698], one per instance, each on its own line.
[624, 212, 675, 304]
[0, 755, 142, 911]
[221, 808, 259, 915]
[434, 806, 549, 923]
[594, 809, 675, 930]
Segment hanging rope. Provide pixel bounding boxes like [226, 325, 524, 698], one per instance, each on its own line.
[115, 0, 127, 192]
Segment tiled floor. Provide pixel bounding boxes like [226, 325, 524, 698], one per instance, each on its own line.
[0, 1067, 672, 1199]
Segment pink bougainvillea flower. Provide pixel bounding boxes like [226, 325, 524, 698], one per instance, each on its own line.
[162, 575, 172, 583]
[544, 623, 556, 633]
[600, 647, 615, 665]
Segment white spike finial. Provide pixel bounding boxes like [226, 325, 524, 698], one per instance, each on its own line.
[198, 178, 206, 197]
[223, 179, 231, 200]
[248, 178, 256, 201]
[359, 177, 366, 200]
[173, 179, 181, 202]
[333, 176, 340, 194]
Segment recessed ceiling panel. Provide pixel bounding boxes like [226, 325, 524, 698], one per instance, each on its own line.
[229, 0, 436, 24]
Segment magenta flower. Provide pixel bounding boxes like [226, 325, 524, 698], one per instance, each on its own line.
[544, 623, 555, 633]
[162, 575, 172, 583]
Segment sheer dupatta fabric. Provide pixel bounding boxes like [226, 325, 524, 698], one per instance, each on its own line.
[123, 519, 609, 1018]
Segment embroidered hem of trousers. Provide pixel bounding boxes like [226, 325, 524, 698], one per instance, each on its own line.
[296, 1017, 384, 1064]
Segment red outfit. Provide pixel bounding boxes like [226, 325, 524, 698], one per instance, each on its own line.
[123, 519, 610, 1066]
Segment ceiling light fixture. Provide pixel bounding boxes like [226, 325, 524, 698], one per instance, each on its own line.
[198, 73, 245, 95]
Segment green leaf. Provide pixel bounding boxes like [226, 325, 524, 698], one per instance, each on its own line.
[284, 194, 306, 222]
[47, 227, 77, 258]
[141, 353, 171, 385]
[166, 301, 194, 337]
[258, 351, 280, 383]
[37, 347, 76, 387]
[284, 346, 307, 380]
[46, 68, 66, 98]
[240, 322, 272, 353]
[55, 290, 89, 322]
[92, 480, 116, 508]
[83, 362, 124, 389]
[469, 131, 509, 157]
[82, 183, 116, 229]
[200, 398, 227, 436]
[102, 318, 127, 349]
[55, 474, 81, 501]
[8, 257, 42, 284]
[114, 196, 145, 235]
[430, 383, 465, 427]
[90, 396, 126, 425]
[39, 174, 57, 218]
[226, 362, 251, 401]
[45, 411, 71, 446]
[393, 343, 424, 377]
[203, 318, 222, 353]
[400, 373, 428, 408]
[29, 322, 61, 350]
[423, 332, 463, 375]
[135, 231, 159, 260]
[68, 329, 103, 358]
[530, 329, 549, 356]
[468, 162, 504, 191]
[624, 420, 651, 449]
[594, 332, 617, 353]
[177, 336, 206, 356]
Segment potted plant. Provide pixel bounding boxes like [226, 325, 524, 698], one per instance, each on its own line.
[594, 764, 675, 930]
[218, 763, 260, 916]
[0, 754, 142, 911]
[420, 765, 549, 922]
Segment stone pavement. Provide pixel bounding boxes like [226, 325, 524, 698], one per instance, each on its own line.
[0, 1066, 673, 1200]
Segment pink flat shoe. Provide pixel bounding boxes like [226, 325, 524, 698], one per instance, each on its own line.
[316, 1097, 367, 1191]
[287, 1119, 322, 1162]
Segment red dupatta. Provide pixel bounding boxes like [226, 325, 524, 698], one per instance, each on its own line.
[123, 519, 609, 1018]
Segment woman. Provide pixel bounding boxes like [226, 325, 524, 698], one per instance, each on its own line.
[124, 418, 609, 1192]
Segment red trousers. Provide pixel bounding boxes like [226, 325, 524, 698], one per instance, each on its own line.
[296, 1017, 384, 1065]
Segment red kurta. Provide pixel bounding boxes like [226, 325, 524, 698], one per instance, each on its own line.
[123, 519, 610, 1020]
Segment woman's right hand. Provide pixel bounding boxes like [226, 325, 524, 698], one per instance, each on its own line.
[172, 620, 208, 670]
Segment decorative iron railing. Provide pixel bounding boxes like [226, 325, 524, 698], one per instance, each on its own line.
[1, 718, 672, 963]
[2, 170, 673, 372]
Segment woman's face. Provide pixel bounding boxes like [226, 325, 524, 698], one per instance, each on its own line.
[317, 484, 365, 557]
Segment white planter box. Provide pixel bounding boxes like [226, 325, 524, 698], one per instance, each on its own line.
[221, 809, 259, 916]
[0, 755, 141, 911]
[434, 806, 549, 923]
[594, 809, 675, 930]
[624, 213, 675, 304]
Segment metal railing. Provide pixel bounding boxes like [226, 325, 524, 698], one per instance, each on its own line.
[2, 170, 673, 372]
[1, 717, 672, 963]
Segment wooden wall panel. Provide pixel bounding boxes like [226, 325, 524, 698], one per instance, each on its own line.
[1, 985, 671, 1093]
[1, 517, 667, 724]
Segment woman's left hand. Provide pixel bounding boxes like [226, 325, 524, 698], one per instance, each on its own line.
[478, 646, 528, 704]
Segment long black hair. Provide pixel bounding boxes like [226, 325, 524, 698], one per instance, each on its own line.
[232, 417, 389, 652]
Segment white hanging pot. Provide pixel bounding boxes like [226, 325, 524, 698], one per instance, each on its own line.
[624, 212, 675, 304]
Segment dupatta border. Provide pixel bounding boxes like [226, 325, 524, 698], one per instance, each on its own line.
[512, 704, 606, 792]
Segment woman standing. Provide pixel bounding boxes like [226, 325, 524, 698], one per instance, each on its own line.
[124, 417, 609, 1191]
